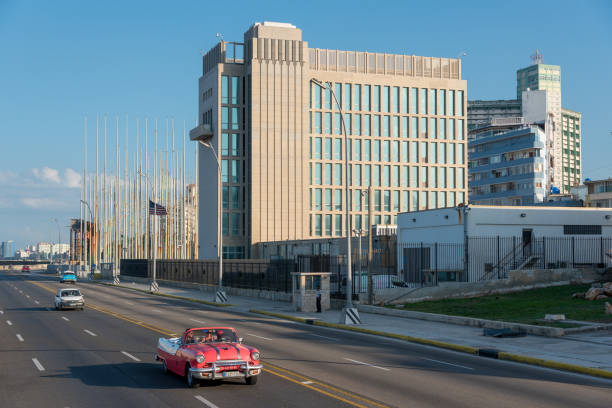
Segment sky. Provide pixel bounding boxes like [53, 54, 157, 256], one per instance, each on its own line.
[1, 0, 611, 250]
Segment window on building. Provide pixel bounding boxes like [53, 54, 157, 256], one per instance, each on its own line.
[411, 88, 418, 114]
[221, 76, 229, 104]
[364, 85, 371, 111]
[334, 139, 342, 160]
[345, 83, 351, 111]
[419, 88, 427, 114]
[231, 77, 239, 104]
[373, 85, 381, 112]
[354, 114, 361, 136]
[411, 117, 418, 138]
[439, 89, 446, 115]
[402, 87, 409, 114]
[334, 163, 342, 185]
[383, 86, 390, 113]
[335, 189, 342, 211]
[353, 84, 361, 111]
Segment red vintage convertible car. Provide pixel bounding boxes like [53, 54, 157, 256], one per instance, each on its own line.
[156, 327, 262, 388]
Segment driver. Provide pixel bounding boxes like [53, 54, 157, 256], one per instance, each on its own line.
[184, 331, 194, 344]
[204, 331, 217, 342]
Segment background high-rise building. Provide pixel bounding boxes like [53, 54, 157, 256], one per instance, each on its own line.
[193, 22, 468, 259]
[561, 108, 582, 191]
[0, 241, 14, 258]
[516, 59, 566, 191]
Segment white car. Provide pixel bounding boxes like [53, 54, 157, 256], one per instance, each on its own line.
[54, 288, 85, 310]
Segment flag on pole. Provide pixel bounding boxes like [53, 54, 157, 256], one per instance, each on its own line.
[149, 200, 167, 216]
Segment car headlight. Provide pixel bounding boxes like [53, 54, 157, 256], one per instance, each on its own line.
[196, 354, 205, 363]
[251, 351, 260, 361]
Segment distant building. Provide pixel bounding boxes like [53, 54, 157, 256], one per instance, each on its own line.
[467, 99, 521, 131]
[561, 109, 582, 191]
[185, 184, 198, 258]
[468, 54, 582, 198]
[468, 120, 548, 205]
[585, 178, 612, 208]
[37, 242, 52, 256]
[0, 241, 14, 258]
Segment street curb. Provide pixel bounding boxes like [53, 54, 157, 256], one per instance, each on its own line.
[249, 309, 612, 380]
[249, 309, 479, 355]
[497, 352, 612, 380]
[94, 281, 234, 307]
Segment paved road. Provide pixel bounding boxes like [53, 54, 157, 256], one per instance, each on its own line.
[1, 271, 611, 408]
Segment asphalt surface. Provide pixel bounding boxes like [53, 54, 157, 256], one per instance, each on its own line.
[1, 270, 611, 408]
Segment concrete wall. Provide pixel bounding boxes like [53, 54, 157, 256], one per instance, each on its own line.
[383, 267, 612, 304]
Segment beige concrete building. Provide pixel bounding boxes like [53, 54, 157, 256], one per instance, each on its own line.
[193, 22, 468, 259]
[561, 108, 582, 191]
[586, 178, 612, 208]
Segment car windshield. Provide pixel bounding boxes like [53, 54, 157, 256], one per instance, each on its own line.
[64, 273, 75, 277]
[61, 290, 80, 297]
[184, 329, 237, 344]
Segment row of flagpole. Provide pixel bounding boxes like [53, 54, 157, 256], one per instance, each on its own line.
[79, 115, 199, 272]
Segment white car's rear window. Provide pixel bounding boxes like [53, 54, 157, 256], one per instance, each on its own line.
[61, 290, 80, 297]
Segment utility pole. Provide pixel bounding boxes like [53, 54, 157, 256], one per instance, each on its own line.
[368, 185, 374, 305]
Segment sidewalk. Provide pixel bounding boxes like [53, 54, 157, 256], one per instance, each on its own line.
[95, 279, 612, 378]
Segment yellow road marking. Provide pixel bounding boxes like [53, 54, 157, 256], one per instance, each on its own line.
[26, 279, 389, 407]
[263, 362, 390, 408]
[262, 367, 369, 408]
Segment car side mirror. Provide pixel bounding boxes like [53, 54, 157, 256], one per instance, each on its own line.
[238, 337, 243, 343]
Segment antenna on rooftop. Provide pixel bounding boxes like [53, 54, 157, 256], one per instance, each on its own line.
[216, 33, 224, 42]
[530, 49, 543, 65]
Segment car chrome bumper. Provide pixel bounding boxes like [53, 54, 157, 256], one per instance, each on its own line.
[60, 302, 84, 308]
[189, 360, 263, 380]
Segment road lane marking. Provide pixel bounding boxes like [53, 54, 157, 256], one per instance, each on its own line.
[151, 308, 161, 313]
[194, 395, 220, 408]
[32, 358, 45, 371]
[302, 380, 314, 384]
[125, 301, 135, 306]
[0, 310, 3, 314]
[121, 351, 141, 362]
[422, 358, 474, 371]
[24, 279, 388, 408]
[190, 318, 206, 324]
[34, 300, 40, 304]
[264, 362, 390, 408]
[309, 333, 338, 341]
[62, 316, 70, 321]
[6, 320, 12, 326]
[26, 295, 30, 298]
[344, 358, 390, 371]
[16, 334, 24, 342]
[84, 329, 97, 337]
[247, 333, 273, 340]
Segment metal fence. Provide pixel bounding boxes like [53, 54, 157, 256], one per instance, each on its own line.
[398, 236, 612, 285]
[120, 259, 295, 293]
[297, 254, 404, 298]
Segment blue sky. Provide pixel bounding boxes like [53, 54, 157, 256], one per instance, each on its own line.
[1, 0, 611, 249]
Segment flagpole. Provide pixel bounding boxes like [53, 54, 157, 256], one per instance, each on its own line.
[153, 118, 158, 291]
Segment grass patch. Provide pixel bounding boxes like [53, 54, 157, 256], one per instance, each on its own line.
[394, 284, 612, 325]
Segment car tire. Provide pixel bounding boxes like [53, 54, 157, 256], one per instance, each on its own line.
[186, 365, 199, 388]
[162, 359, 169, 375]
[246, 375, 258, 385]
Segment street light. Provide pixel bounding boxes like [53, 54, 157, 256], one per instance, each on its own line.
[80, 200, 94, 275]
[311, 78, 360, 324]
[189, 124, 227, 303]
[138, 171, 159, 293]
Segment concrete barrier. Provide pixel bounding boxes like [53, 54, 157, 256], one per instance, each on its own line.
[357, 304, 566, 337]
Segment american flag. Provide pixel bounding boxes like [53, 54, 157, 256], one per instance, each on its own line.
[149, 200, 167, 216]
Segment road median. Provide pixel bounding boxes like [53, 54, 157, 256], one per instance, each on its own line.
[249, 309, 612, 380]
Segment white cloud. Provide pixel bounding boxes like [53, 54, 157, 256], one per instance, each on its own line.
[64, 168, 81, 188]
[32, 166, 62, 184]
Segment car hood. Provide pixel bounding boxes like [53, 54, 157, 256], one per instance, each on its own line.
[187, 342, 254, 361]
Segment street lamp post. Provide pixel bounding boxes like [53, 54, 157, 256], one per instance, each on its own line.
[311, 78, 360, 324]
[352, 229, 363, 294]
[80, 200, 94, 275]
[138, 171, 158, 293]
[197, 140, 226, 303]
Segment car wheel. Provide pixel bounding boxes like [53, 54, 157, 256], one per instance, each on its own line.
[246, 375, 258, 385]
[161, 359, 169, 375]
[186, 365, 199, 388]
[54, 304, 59, 310]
